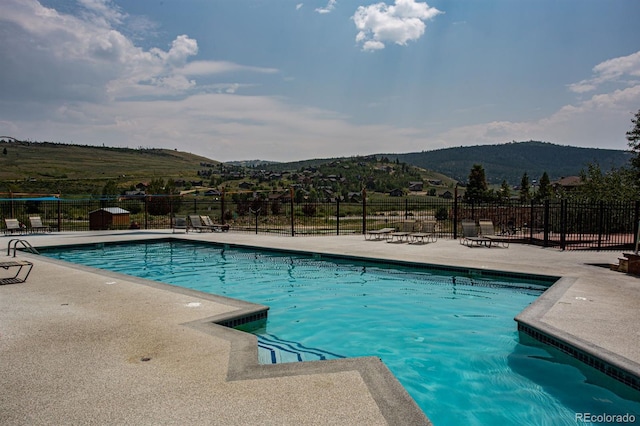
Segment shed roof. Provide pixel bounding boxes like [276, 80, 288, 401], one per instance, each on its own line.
[89, 207, 130, 214]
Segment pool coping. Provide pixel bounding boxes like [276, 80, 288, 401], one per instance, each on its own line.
[515, 276, 640, 392]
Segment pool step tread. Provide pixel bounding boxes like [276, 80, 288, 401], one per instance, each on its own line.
[257, 334, 345, 364]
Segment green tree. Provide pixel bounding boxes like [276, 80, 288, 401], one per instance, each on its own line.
[626, 108, 640, 188]
[536, 172, 553, 201]
[519, 172, 531, 202]
[498, 180, 511, 201]
[101, 180, 120, 198]
[574, 163, 636, 201]
[463, 164, 489, 202]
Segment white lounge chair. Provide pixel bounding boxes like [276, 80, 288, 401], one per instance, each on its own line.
[4, 218, 25, 235]
[188, 215, 212, 232]
[201, 215, 229, 232]
[479, 219, 509, 248]
[172, 216, 188, 233]
[365, 227, 395, 240]
[29, 216, 50, 233]
[460, 220, 491, 247]
[409, 221, 438, 244]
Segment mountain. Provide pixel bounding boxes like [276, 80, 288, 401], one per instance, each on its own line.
[385, 141, 631, 185]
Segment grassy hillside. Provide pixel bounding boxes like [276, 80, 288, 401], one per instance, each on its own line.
[0, 141, 218, 194]
[388, 141, 631, 185]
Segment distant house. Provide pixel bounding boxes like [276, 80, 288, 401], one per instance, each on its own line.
[239, 181, 253, 190]
[408, 181, 423, 191]
[204, 189, 222, 197]
[440, 191, 453, 199]
[553, 176, 582, 191]
[389, 188, 403, 197]
[347, 192, 361, 202]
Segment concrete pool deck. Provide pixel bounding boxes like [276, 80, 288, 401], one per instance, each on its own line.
[1, 230, 639, 425]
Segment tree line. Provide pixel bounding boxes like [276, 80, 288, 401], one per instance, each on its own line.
[464, 109, 640, 203]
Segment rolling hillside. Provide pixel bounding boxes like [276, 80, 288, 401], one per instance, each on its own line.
[0, 139, 632, 194]
[0, 140, 218, 194]
[387, 141, 631, 185]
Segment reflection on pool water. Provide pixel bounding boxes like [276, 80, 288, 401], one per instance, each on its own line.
[40, 240, 640, 425]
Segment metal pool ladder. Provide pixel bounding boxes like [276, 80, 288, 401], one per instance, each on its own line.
[7, 239, 39, 257]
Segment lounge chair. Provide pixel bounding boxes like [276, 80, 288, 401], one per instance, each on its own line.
[365, 227, 395, 240]
[389, 221, 419, 243]
[479, 219, 509, 248]
[188, 215, 212, 232]
[29, 216, 50, 233]
[460, 220, 491, 247]
[172, 216, 188, 233]
[201, 215, 229, 232]
[4, 218, 25, 235]
[409, 221, 438, 244]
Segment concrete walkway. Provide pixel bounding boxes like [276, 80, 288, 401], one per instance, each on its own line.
[1, 231, 639, 425]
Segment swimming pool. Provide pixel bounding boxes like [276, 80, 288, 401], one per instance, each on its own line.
[40, 240, 640, 425]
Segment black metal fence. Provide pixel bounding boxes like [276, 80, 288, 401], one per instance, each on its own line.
[1, 193, 638, 251]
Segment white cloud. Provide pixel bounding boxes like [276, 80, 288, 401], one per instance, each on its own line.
[568, 50, 640, 93]
[435, 84, 640, 150]
[296, 3, 304, 11]
[352, 0, 442, 51]
[316, 0, 337, 14]
[0, 0, 276, 104]
[180, 61, 278, 76]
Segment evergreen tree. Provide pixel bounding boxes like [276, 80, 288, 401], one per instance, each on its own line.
[464, 164, 489, 202]
[536, 171, 553, 201]
[499, 180, 511, 200]
[519, 172, 531, 202]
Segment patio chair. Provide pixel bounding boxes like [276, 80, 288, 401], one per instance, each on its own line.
[409, 221, 438, 244]
[188, 215, 212, 232]
[4, 218, 25, 235]
[364, 227, 395, 241]
[29, 216, 50, 233]
[172, 216, 188, 233]
[479, 219, 509, 248]
[389, 221, 419, 243]
[460, 220, 491, 247]
[200, 215, 230, 232]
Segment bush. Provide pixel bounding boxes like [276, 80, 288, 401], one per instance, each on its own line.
[302, 204, 316, 216]
[435, 206, 449, 221]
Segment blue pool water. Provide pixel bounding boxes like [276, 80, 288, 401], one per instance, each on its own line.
[40, 241, 640, 425]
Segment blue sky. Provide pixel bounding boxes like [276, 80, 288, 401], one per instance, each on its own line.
[1, 0, 639, 162]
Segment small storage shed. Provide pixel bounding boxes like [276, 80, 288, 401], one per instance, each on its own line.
[89, 207, 130, 230]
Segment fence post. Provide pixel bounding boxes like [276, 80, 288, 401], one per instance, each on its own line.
[453, 185, 458, 239]
[634, 201, 640, 254]
[543, 200, 549, 247]
[221, 188, 226, 225]
[290, 187, 295, 237]
[405, 198, 408, 220]
[362, 188, 367, 234]
[560, 199, 567, 250]
[597, 201, 604, 251]
[144, 196, 148, 230]
[57, 197, 62, 232]
[336, 198, 340, 236]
